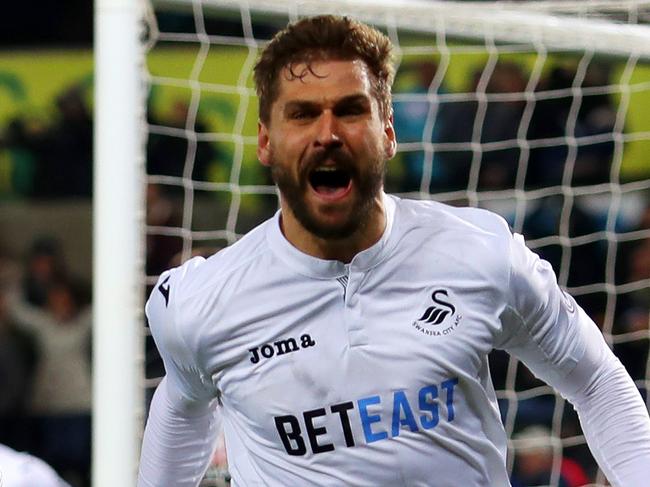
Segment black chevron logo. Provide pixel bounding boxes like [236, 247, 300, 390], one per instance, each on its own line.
[417, 289, 456, 326]
[158, 275, 171, 307]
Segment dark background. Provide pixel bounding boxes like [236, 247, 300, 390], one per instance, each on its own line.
[0, 3, 93, 47]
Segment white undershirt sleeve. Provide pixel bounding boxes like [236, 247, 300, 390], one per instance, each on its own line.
[498, 232, 650, 487]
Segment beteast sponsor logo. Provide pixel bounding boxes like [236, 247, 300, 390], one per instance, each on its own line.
[274, 377, 460, 456]
[249, 334, 317, 364]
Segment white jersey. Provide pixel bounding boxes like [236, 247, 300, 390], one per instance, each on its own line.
[0, 444, 70, 487]
[142, 194, 650, 487]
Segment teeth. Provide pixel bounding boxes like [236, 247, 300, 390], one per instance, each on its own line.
[314, 167, 338, 172]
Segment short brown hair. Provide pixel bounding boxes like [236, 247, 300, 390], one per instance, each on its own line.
[253, 15, 395, 124]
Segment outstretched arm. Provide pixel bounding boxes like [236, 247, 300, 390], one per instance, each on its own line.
[558, 321, 650, 486]
[499, 232, 650, 486]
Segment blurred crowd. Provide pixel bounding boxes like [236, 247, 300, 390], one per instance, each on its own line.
[1, 86, 93, 199]
[0, 238, 91, 486]
[392, 60, 619, 193]
[0, 55, 649, 487]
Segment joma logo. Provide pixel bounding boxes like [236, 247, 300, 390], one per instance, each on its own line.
[249, 334, 316, 364]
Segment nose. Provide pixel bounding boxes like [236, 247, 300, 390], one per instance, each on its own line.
[314, 110, 342, 148]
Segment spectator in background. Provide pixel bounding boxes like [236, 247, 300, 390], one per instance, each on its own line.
[614, 204, 650, 390]
[511, 425, 590, 487]
[573, 63, 618, 185]
[522, 196, 607, 319]
[392, 60, 442, 192]
[0, 118, 39, 198]
[9, 279, 92, 487]
[146, 184, 183, 277]
[22, 237, 67, 309]
[0, 84, 93, 199]
[477, 61, 528, 190]
[0, 279, 37, 452]
[433, 61, 527, 192]
[147, 99, 217, 183]
[13, 85, 93, 198]
[622, 205, 650, 300]
[526, 66, 576, 188]
[526, 63, 616, 188]
[41, 86, 93, 198]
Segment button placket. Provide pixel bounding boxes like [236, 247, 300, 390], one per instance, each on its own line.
[343, 267, 369, 346]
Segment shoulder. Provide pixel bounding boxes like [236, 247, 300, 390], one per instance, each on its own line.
[149, 220, 271, 307]
[145, 220, 272, 359]
[394, 196, 512, 242]
[390, 196, 515, 288]
[0, 444, 69, 487]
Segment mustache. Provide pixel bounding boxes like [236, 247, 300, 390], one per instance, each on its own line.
[302, 146, 356, 176]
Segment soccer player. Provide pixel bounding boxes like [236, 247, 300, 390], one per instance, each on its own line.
[0, 443, 71, 487]
[138, 15, 650, 487]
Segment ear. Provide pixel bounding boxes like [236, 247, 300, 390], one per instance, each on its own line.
[257, 121, 272, 166]
[383, 114, 397, 159]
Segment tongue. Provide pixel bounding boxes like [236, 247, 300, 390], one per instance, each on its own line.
[314, 185, 348, 197]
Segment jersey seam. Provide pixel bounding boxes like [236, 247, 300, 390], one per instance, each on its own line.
[503, 302, 581, 383]
[177, 238, 270, 307]
[170, 283, 216, 397]
[505, 235, 558, 369]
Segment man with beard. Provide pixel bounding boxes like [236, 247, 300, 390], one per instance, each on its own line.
[138, 15, 650, 487]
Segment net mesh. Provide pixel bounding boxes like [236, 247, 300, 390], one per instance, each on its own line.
[142, 1, 650, 485]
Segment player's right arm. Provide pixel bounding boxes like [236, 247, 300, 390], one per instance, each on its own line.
[137, 263, 221, 487]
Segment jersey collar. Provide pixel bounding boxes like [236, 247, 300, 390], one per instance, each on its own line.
[266, 193, 398, 279]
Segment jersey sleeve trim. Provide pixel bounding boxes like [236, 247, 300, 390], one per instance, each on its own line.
[146, 264, 217, 406]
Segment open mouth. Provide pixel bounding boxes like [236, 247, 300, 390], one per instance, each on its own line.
[308, 167, 352, 197]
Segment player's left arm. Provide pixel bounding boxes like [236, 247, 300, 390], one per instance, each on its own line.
[497, 232, 650, 487]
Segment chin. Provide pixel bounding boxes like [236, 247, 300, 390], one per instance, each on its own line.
[299, 211, 362, 240]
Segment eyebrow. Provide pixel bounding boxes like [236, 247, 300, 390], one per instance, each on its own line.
[283, 94, 371, 116]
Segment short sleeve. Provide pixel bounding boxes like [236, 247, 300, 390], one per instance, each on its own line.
[146, 263, 216, 407]
[495, 232, 589, 391]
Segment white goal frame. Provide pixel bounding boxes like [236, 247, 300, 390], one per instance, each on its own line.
[94, 0, 146, 486]
[93, 1, 650, 486]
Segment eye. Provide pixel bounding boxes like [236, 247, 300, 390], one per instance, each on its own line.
[335, 103, 368, 117]
[289, 108, 318, 120]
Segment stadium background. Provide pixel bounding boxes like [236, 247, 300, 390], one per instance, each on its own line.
[3, 46, 650, 269]
[0, 3, 649, 487]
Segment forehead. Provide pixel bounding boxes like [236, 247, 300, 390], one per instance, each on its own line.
[275, 58, 374, 106]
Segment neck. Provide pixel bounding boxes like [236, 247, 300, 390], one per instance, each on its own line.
[279, 194, 387, 263]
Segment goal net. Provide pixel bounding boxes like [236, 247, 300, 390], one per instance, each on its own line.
[139, 1, 650, 485]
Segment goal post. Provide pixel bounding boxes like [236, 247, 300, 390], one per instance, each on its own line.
[93, 0, 146, 486]
[94, 1, 650, 486]
[154, 0, 650, 57]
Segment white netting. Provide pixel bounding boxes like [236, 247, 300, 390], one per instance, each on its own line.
[142, 1, 650, 485]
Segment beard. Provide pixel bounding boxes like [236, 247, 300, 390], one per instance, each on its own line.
[270, 146, 386, 240]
